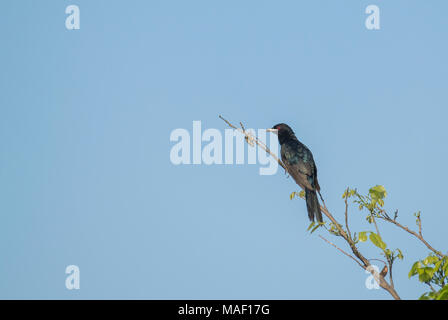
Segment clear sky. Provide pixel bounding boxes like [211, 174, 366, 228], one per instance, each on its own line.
[1, 0, 447, 299]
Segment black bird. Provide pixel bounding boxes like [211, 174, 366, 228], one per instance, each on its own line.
[269, 123, 323, 223]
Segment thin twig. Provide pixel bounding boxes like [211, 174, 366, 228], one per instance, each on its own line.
[344, 188, 352, 241]
[389, 260, 395, 288]
[319, 235, 364, 269]
[377, 213, 444, 258]
[372, 215, 382, 239]
[219, 115, 286, 170]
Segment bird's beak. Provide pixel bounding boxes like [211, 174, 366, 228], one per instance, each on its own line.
[266, 128, 278, 135]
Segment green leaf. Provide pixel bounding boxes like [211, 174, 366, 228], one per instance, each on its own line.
[423, 255, 439, 266]
[443, 258, 448, 274]
[396, 248, 404, 260]
[359, 231, 368, 242]
[433, 260, 443, 273]
[298, 190, 305, 199]
[409, 261, 422, 278]
[369, 185, 387, 200]
[369, 232, 387, 250]
[418, 267, 433, 282]
[436, 285, 448, 300]
[418, 293, 430, 300]
[342, 188, 356, 199]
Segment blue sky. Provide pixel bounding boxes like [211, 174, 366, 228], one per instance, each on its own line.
[0, 0, 447, 299]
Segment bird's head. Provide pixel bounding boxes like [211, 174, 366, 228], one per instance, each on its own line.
[267, 123, 296, 144]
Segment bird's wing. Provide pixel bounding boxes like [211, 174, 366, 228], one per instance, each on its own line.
[286, 162, 315, 191]
[281, 144, 316, 191]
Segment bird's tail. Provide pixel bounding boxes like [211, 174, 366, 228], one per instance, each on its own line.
[305, 189, 323, 223]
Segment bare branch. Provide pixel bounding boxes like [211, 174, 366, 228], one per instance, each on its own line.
[219, 115, 286, 170]
[344, 188, 352, 241]
[377, 212, 445, 258]
[319, 235, 364, 268]
[372, 215, 382, 239]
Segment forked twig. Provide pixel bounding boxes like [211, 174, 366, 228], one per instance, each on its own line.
[219, 115, 286, 170]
